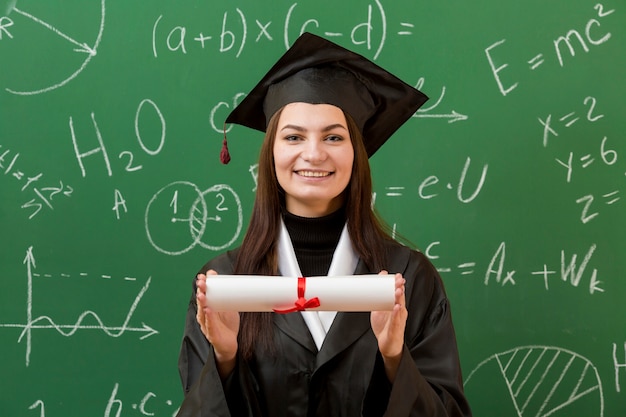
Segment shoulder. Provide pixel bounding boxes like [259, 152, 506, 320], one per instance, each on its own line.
[383, 240, 448, 309]
[195, 247, 241, 276]
[383, 239, 437, 278]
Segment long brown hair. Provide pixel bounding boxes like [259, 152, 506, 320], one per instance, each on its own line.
[234, 106, 395, 358]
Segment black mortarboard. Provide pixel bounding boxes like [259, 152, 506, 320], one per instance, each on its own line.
[221, 32, 428, 163]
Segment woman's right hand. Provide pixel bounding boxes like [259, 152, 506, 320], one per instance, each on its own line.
[196, 269, 240, 378]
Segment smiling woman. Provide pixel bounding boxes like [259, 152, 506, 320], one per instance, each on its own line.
[175, 32, 473, 417]
[274, 103, 355, 218]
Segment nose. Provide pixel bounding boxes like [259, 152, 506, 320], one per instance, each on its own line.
[301, 139, 327, 163]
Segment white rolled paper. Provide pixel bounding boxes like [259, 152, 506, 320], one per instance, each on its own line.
[204, 275, 395, 312]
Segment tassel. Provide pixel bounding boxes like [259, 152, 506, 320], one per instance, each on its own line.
[220, 126, 231, 164]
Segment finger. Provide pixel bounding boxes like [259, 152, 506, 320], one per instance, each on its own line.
[395, 273, 406, 308]
[196, 273, 207, 295]
[198, 270, 217, 309]
[378, 270, 388, 275]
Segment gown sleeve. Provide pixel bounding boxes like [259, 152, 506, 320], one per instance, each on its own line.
[365, 247, 473, 417]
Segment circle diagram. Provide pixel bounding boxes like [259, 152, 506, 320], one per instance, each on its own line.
[145, 181, 243, 256]
[464, 345, 604, 417]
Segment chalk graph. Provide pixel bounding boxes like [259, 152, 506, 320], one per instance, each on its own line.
[0, 246, 158, 366]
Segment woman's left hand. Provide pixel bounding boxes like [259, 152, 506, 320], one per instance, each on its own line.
[370, 271, 407, 382]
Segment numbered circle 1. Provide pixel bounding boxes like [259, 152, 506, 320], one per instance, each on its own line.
[145, 181, 207, 256]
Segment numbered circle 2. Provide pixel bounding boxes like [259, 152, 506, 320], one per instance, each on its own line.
[191, 184, 243, 251]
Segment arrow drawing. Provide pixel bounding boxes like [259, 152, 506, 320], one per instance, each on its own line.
[412, 84, 469, 123]
[413, 110, 468, 123]
[0, 246, 158, 366]
[12, 7, 97, 55]
[6, 0, 106, 95]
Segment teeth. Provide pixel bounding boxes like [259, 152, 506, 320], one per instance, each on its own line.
[298, 171, 330, 177]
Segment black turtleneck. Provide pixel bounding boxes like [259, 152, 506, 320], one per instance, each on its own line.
[282, 207, 347, 277]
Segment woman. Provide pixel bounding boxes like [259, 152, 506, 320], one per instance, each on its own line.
[177, 32, 472, 416]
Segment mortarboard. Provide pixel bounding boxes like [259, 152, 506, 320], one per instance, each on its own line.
[221, 32, 428, 164]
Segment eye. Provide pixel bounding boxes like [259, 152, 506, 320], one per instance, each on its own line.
[283, 134, 302, 142]
[325, 135, 344, 142]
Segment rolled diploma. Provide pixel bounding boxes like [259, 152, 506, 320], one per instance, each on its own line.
[205, 275, 395, 312]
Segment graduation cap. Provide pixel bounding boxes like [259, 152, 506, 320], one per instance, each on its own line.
[221, 32, 428, 164]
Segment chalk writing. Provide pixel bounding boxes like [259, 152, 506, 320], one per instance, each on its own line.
[485, 4, 616, 96]
[249, 163, 259, 192]
[0, 247, 157, 366]
[209, 92, 247, 134]
[145, 181, 243, 255]
[105, 383, 179, 417]
[0, 15, 13, 39]
[612, 342, 626, 393]
[113, 189, 129, 220]
[539, 96, 623, 224]
[70, 100, 165, 178]
[152, 0, 413, 61]
[539, 96, 604, 148]
[27, 384, 179, 417]
[3, 0, 105, 95]
[383, 157, 488, 203]
[464, 345, 604, 417]
[423, 241, 603, 295]
[412, 81, 468, 123]
[0, 143, 74, 219]
[68, 100, 166, 219]
[28, 400, 44, 417]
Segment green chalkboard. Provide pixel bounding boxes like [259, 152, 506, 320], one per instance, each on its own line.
[1, 0, 624, 416]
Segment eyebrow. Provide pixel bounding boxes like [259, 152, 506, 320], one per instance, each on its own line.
[280, 123, 348, 132]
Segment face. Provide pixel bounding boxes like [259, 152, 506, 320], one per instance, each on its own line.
[273, 102, 354, 217]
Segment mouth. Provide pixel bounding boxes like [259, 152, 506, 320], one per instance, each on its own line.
[295, 170, 332, 178]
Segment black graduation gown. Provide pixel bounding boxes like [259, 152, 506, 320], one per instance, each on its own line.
[176, 242, 472, 417]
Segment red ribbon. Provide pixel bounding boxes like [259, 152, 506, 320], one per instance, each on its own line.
[273, 277, 321, 313]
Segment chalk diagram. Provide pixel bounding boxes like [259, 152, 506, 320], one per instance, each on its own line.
[145, 181, 243, 255]
[464, 345, 604, 417]
[0, 247, 158, 366]
[1, 0, 105, 95]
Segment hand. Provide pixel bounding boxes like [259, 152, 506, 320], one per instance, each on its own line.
[196, 270, 240, 378]
[370, 271, 407, 382]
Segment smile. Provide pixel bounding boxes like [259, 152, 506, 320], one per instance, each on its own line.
[296, 170, 332, 178]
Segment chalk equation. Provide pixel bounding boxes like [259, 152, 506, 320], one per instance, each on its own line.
[104, 383, 179, 417]
[485, 4, 616, 96]
[0, 143, 74, 219]
[1, 0, 105, 95]
[69, 100, 165, 179]
[26, 383, 179, 417]
[539, 95, 623, 225]
[464, 345, 604, 416]
[0, 247, 157, 366]
[383, 156, 488, 203]
[68, 99, 166, 220]
[424, 241, 602, 295]
[152, 0, 415, 60]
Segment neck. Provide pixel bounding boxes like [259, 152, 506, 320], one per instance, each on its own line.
[284, 196, 345, 218]
[282, 207, 346, 276]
